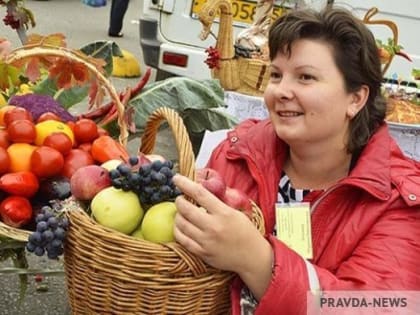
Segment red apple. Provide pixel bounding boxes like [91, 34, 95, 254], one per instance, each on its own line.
[70, 165, 112, 201]
[196, 167, 227, 199]
[222, 187, 252, 218]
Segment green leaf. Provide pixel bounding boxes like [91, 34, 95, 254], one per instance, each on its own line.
[31, 77, 58, 97]
[55, 84, 89, 109]
[183, 108, 238, 133]
[80, 40, 123, 76]
[128, 77, 236, 134]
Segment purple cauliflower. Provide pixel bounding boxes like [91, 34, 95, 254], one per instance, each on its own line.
[8, 94, 76, 122]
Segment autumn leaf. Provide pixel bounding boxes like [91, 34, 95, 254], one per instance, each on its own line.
[26, 33, 67, 48]
[48, 58, 90, 89]
[0, 62, 21, 90]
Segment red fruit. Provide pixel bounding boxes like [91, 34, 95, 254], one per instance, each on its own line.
[222, 187, 252, 218]
[37, 112, 62, 123]
[0, 196, 32, 228]
[61, 149, 95, 179]
[196, 167, 227, 200]
[0, 147, 10, 175]
[43, 132, 73, 156]
[70, 165, 111, 200]
[3, 107, 33, 126]
[31, 146, 65, 178]
[7, 119, 36, 143]
[0, 171, 39, 198]
[73, 118, 99, 144]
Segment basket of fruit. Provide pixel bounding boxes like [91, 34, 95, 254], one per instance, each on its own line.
[0, 43, 128, 247]
[63, 106, 265, 314]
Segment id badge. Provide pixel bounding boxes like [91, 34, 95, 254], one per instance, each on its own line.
[275, 202, 313, 259]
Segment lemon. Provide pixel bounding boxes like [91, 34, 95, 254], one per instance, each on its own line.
[35, 120, 75, 146]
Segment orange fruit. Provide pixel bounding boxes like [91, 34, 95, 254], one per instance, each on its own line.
[7, 143, 37, 172]
[0, 105, 16, 127]
[34, 120, 75, 146]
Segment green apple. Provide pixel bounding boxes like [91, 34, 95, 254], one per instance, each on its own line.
[91, 187, 144, 235]
[141, 201, 177, 243]
[100, 159, 123, 171]
[131, 226, 144, 239]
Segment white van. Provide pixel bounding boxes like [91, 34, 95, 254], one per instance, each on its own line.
[138, 0, 420, 83]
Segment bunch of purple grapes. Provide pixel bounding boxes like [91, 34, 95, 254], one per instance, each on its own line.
[26, 205, 69, 260]
[109, 157, 181, 206]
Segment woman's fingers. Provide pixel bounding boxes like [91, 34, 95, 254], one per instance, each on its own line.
[174, 203, 206, 242]
[173, 220, 204, 256]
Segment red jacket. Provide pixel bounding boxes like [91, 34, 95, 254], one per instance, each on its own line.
[206, 119, 420, 315]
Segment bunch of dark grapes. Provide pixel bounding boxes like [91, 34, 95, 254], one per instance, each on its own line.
[204, 46, 220, 69]
[109, 157, 181, 206]
[26, 205, 69, 260]
[3, 13, 20, 30]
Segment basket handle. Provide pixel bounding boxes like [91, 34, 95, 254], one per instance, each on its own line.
[4, 45, 129, 146]
[139, 107, 196, 182]
[362, 7, 399, 75]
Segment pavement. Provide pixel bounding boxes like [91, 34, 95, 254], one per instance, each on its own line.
[0, 0, 178, 314]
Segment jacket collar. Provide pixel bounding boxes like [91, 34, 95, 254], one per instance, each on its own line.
[226, 121, 411, 201]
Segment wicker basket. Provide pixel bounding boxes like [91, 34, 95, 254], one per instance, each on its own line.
[0, 45, 127, 243]
[198, 0, 271, 97]
[64, 106, 265, 314]
[362, 7, 399, 76]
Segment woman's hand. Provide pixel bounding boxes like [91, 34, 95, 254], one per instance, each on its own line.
[173, 174, 273, 298]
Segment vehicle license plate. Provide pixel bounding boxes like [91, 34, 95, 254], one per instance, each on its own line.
[191, 0, 289, 25]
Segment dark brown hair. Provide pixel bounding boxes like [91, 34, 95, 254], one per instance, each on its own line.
[269, 8, 386, 153]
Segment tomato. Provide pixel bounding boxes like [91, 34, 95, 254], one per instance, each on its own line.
[7, 119, 36, 144]
[66, 121, 76, 132]
[34, 120, 74, 146]
[0, 196, 32, 228]
[0, 147, 10, 175]
[0, 171, 39, 198]
[97, 127, 109, 137]
[3, 107, 33, 126]
[0, 105, 16, 127]
[78, 142, 92, 154]
[73, 118, 99, 144]
[43, 132, 73, 156]
[0, 129, 10, 149]
[37, 112, 62, 123]
[61, 149, 95, 179]
[30, 146, 65, 178]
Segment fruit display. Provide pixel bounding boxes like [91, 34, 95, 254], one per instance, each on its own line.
[69, 155, 181, 241]
[0, 103, 138, 256]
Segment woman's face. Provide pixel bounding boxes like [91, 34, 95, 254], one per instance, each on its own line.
[264, 39, 359, 150]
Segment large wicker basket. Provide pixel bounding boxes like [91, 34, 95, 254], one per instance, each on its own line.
[64, 107, 265, 314]
[0, 45, 127, 243]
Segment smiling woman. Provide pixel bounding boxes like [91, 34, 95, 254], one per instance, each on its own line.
[172, 6, 420, 315]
